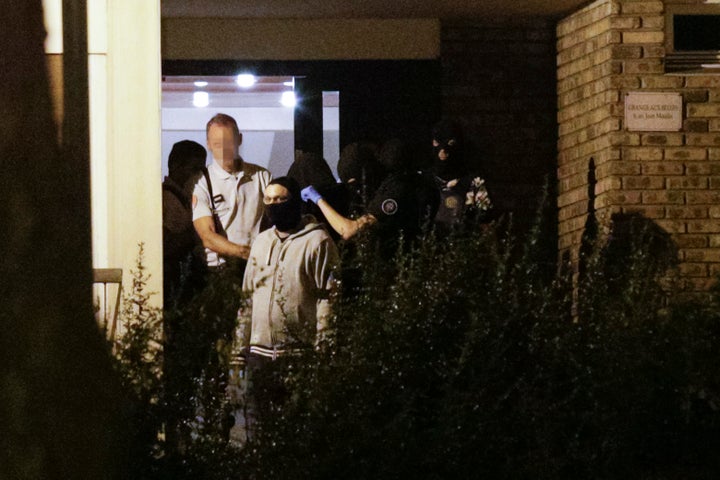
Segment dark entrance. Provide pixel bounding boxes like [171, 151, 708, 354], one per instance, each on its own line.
[162, 60, 441, 159]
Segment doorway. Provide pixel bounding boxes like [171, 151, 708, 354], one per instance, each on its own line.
[161, 74, 340, 178]
[162, 59, 441, 178]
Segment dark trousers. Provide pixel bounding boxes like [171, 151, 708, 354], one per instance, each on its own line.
[164, 258, 247, 450]
[244, 353, 292, 435]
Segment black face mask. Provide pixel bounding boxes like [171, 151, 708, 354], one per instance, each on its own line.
[265, 200, 302, 232]
[433, 138, 464, 179]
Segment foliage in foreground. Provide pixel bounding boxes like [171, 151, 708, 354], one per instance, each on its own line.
[116, 216, 720, 479]
[112, 245, 243, 479]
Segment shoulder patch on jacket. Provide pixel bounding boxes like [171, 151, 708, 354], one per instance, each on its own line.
[381, 198, 398, 215]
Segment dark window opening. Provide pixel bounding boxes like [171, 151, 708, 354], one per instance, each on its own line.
[673, 15, 720, 51]
[665, 6, 720, 73]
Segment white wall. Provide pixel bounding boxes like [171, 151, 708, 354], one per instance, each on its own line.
[90, 0, 163, 313]
[161, 106, 339, 179]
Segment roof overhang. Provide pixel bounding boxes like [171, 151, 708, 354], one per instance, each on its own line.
[162, 0, 593, 20]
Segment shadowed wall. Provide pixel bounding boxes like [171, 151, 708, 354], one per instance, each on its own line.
[0, 1, 125, 478]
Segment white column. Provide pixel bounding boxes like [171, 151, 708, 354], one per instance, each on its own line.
[91, 0, 163, 307]
[89, 0, 108, 269]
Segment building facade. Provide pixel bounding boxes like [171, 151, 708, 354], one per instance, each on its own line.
[557, 0, 720, 294]
[44, 0, 720, 314]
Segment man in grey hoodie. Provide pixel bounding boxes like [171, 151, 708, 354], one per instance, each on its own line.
[229, 177, 339, 440]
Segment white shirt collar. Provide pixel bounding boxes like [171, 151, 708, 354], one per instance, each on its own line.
[209, 158, 240, 180]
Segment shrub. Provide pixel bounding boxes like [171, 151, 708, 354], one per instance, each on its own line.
[112, 245, 244, 479]
[239, 215, 720, 480]
[111, 243, 165, 478]
[116, 215, 720, 479]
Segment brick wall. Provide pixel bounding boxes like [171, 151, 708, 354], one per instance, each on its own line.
[557, 0, 720, 293]
[441, 18, 558, 221]
[557, 0, 620, 261]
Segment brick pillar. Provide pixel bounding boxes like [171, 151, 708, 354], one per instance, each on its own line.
[557, 0, 720, 295]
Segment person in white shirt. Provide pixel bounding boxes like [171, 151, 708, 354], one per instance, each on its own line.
[191, 114, 273, 443]
[192, 113, 272, 270]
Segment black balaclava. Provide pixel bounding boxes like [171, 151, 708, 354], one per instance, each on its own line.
[432, 119, 465, 180]
[338, 141, 385, 203]
[378, 138, 414, 174]
[287, 150, 336, 189]
[265, 176, 303, 232]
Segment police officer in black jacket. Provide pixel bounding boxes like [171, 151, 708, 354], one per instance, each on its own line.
[301, 138, 439, 251]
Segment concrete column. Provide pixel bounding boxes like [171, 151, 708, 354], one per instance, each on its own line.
[94, 0, 163, 309]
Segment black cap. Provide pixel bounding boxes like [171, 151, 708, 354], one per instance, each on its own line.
[287, 151, 336, 189]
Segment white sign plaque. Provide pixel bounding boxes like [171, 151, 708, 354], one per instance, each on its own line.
[625, 92, 682, 131]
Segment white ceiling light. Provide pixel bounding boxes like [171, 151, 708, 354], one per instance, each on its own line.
[193, 80, 208, 87]
[236, 74, 256, 88]
[280, 91, 297, 108]
[193, 91, 209, 107]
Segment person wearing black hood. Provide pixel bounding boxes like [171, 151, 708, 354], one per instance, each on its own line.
[336, 141, 385, 217]
[431, 119, 493, 233]
[162, 140, 209, 450]
[163, 140, 208, 308]
[229, 177, 339, 439]
[301, 138, 439, 247]
[286, 150, 348, 242]
[235, 176, 339, 359]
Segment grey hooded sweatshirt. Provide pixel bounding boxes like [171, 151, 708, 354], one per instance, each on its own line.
[238, 217, 339, 358]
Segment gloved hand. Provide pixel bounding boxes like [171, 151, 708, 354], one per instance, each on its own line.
[301, 185, 323, 204]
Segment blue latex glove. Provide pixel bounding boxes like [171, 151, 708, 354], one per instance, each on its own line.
[301, 185, 323, 204]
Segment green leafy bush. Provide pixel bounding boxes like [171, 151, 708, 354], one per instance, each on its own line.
[116, 215, 720, 479]
[240, 215, 720, 479]
[111, 243, 165, 478]
[112, 245, 243, 479]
